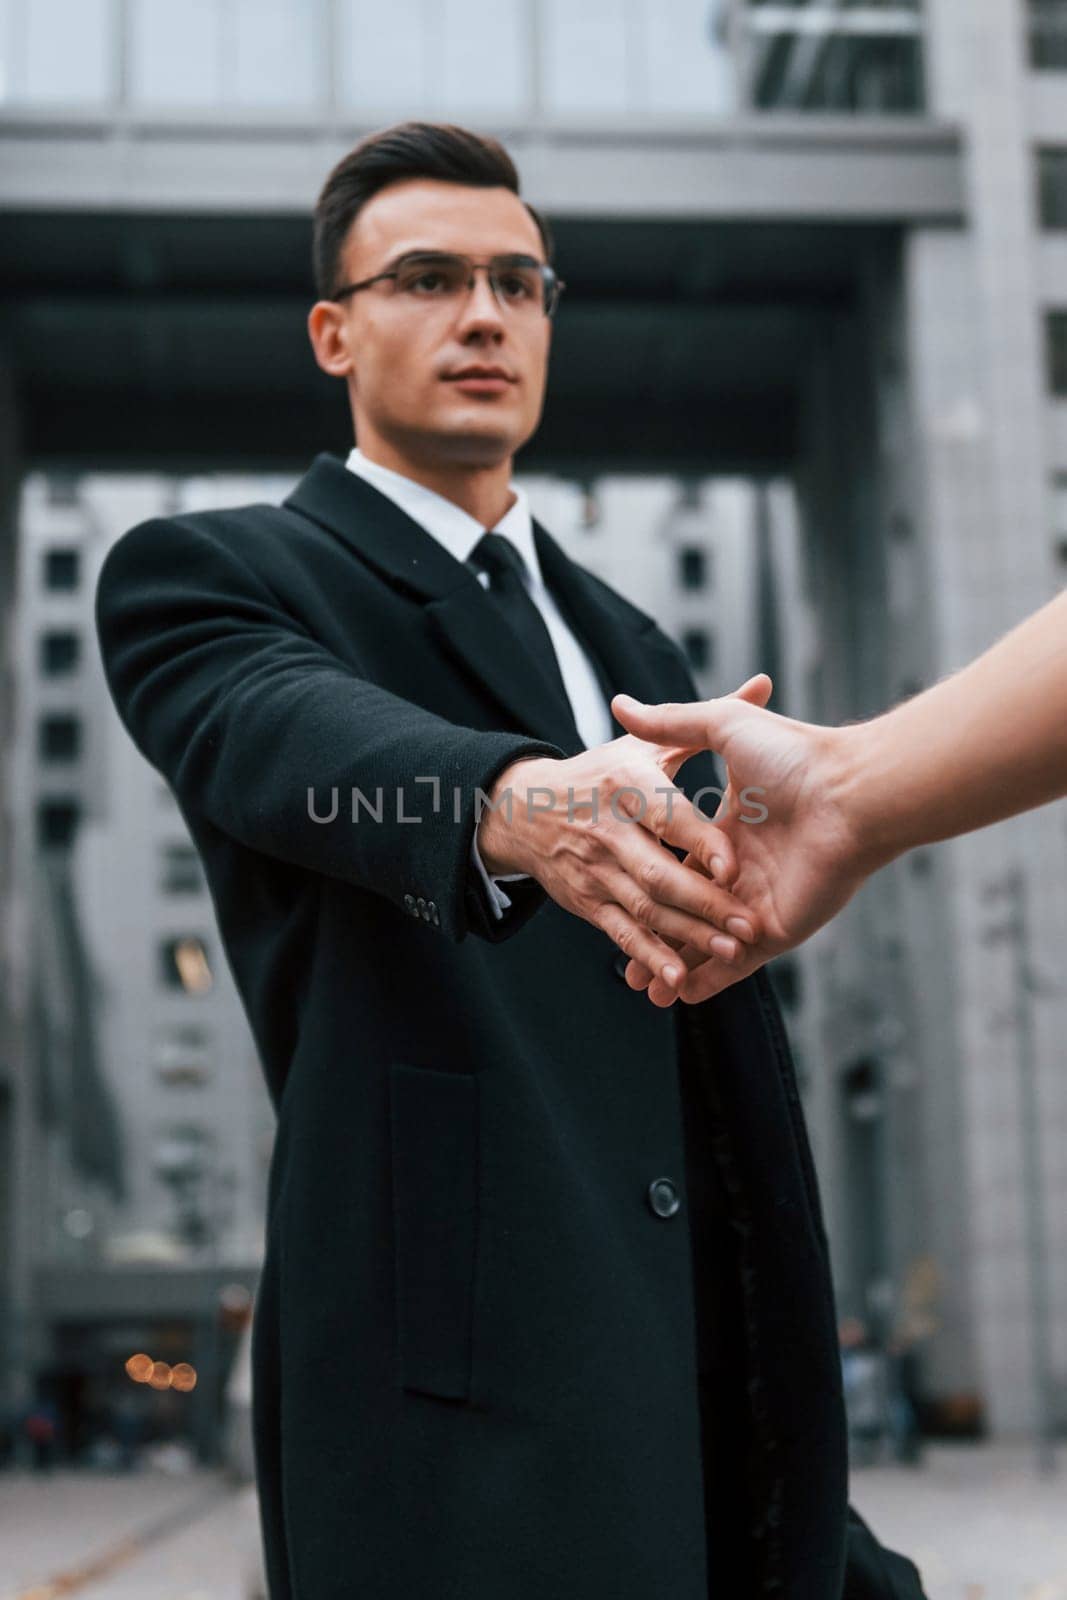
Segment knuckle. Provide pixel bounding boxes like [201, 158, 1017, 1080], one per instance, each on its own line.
[629, 892, 657, 926]
[640, 857, 663, 892]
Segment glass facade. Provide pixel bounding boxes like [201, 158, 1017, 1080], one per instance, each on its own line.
[741, 1, 925, 113]
[0, 0, 926, 118]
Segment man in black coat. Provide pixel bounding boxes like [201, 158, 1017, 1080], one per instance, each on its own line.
[95, 120, 927, 1600]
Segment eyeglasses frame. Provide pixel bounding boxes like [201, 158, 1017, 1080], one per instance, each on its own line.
[327, 250, 566, 320]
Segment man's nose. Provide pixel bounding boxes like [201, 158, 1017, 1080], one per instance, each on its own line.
[455, 268, 506, 335]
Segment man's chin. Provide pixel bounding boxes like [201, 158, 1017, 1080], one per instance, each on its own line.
[421, 418, 526, 468]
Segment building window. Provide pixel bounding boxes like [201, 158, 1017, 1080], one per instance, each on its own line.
[46, 475, 80, 506]
[43, 548, 80, 591]
[677, 546, 710, 591]
[37, 797, 80, 850]
[158, 936, 213, 995]
[38, 713, 81, 763]
[1029, 1, 1067, 70]
[152, 1123, 216, 1249]
[682, 628, 713, 673]
[1053, 473, 1067, 564]
[1047, 312, 1067, 395]
[155, 1024, 212, 1087]
[40, 631, 80, 676]
[160, 842, 203, 895]
[746, 8, 925, 113]
[1037, 147, 1067, 227]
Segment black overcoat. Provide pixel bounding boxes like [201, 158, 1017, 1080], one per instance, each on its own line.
[94, 451, 927, 1600]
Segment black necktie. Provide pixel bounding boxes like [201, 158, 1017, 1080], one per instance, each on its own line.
[467, 531, 574, 720]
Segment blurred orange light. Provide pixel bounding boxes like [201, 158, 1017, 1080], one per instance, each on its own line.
[125, 1352, 153, 1383]
[170, 1362, 197, 1392]
[148, 1361, 172, 1389]
[174, 937, 213, 993]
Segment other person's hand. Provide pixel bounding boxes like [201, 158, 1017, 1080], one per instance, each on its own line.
[477, 678, 774, 994]
[610, 682, 874, 1006]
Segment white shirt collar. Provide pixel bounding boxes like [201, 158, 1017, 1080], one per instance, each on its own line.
[345, 446, 543, 588]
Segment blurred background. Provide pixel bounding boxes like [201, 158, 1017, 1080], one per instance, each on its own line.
[1, 1, 1066, 1596]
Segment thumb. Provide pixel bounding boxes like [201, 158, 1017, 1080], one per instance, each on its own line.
[612, 673, 773, 750]
[731, 673, 774, 708]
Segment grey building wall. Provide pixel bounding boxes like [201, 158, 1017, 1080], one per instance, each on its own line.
[7, 473, 273, 1415]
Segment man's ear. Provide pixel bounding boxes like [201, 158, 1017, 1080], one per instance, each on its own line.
[306, 301, 354, 379]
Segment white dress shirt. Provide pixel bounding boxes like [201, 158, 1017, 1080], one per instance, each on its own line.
[345, 446, 614, 918]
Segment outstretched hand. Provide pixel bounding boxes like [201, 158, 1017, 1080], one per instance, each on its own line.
[610, 680, 875, 1006]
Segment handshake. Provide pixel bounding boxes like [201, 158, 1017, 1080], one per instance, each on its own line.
[476, 585, 1067, 1004]
[477, 672, 887, 1008]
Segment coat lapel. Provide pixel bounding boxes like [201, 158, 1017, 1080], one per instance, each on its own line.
[284, 452, 689, 755]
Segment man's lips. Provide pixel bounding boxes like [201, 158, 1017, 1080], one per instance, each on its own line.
[442, 367, 517, 392]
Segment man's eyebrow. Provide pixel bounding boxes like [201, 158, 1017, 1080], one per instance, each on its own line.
[381, 246, 544, 266]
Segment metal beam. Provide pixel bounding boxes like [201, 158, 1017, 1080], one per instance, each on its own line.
[0, 115, 965, 224]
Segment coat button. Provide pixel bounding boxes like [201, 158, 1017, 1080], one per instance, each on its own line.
[612, 950, 630, 982]
[647, 1177, 680, 1218]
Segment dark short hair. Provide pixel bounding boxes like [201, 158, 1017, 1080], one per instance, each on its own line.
[312, 120, 554, 301]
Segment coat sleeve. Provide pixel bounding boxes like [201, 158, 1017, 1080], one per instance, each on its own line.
[93, 514, 566, 944]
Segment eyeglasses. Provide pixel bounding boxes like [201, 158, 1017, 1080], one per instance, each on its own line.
[328, 250, 566, 320]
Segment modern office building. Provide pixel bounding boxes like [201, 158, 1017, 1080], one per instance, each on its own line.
[5, 472, 273, 1459]
[1, 0, 1065, 1441]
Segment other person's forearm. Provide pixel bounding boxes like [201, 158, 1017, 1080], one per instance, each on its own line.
[838, 586, 1067, 868]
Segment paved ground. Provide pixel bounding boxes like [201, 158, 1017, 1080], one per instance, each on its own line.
[0, 1468, 259, 1600]
[849, 1440, 1067, 1600]
[1, 1441, 1065, 1599]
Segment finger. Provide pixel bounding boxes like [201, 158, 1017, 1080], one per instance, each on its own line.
[611, 690, 717, 749]
[675, 948, 767, 1004]
[646, 956, 722, 1007]
[731, 673, 774, 707]
[607, 847, 758, 952]
[593, 904, 691, 991]
[623, 786, 745, 885]
[612, 678, 771, 752]
[633, 932, 706, 1002]
[602, 864, 750, 964]
[613, 783, 740, 885]
[626, 934, 703, 994]
[622, 934, 683, 993]
[658, 938, 775, 1006]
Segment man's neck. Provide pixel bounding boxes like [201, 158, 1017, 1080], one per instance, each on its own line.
[354, 437, 516, 528]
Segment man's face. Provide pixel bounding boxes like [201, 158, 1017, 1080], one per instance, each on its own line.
[322, 178, 553, 469]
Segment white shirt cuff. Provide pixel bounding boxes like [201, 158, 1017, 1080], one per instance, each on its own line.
[469, 834, 531, 920]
